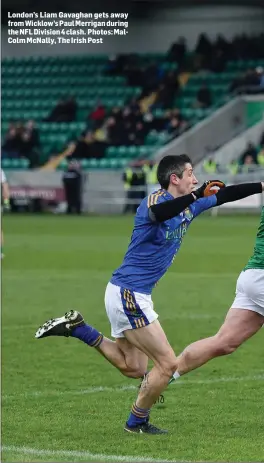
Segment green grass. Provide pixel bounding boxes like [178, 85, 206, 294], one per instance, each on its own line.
[2, 214, 264, 463]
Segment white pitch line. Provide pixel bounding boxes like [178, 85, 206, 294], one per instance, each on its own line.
[179, 374, 264, 384]
[2, 375, 264, 401]
[1, 385, 137, 401]
[1, 445, 181, 463]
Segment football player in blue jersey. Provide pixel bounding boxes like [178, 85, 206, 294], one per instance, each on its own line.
[35, 154, 263, 435]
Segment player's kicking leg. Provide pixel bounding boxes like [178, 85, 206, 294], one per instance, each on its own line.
[35, 309, 148, 379]
[35, 282, 176, 434]
[171, 270, 264, 380]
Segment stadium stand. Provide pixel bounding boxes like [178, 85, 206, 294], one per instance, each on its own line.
[1, 34, 264, 171]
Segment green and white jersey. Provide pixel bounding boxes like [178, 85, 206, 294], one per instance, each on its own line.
[245, 207, 264, 270]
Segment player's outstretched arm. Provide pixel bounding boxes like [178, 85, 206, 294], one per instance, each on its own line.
[215, 182, 264, 206]
[149, 180, 223, 222]
[149, 193, 196, 222]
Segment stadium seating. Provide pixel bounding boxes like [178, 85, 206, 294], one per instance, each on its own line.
[2, 54, 264, 170]
[1, 157, 30, 169]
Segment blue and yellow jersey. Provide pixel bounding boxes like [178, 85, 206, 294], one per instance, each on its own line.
[111, 189, 217, 294]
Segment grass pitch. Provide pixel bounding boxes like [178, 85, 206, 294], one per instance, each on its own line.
[2, 214, 264, 462]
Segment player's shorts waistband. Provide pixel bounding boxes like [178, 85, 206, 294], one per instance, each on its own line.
[110, 277, 152, 295]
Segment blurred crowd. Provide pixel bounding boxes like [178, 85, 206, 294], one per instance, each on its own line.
[2, 33, 264, 168]
[230, 68, 264, 94]
[203, 131, 264, 174]
[188, 33, 264, 73]
[68, 104, 190, 160]
[2, 120, 40, 167]
[106, 33, 264, 78]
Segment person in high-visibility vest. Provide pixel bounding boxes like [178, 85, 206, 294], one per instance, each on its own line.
[147, 162, 158, 185]
[257, 149, 264, 167]
[141, 162, 151, 181]
[142, 161, 159, 196]
[134, 162, 147, 211]
[123, 162, 148, 214]
[203, 158, 217, 174]
[227, 160, 239, 175]
[123, 166, 135, 214]
[123, 167, 134, 191]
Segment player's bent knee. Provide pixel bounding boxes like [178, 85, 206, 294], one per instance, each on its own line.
[120, 369, 142, 379]
[120, 364, 146, 379]
[136, 367, 148, 378]
[157, 356, 178, 379]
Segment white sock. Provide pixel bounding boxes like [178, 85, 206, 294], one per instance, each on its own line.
[173, 371, 181, 380]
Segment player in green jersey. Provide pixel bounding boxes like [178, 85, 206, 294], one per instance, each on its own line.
[170, 207, 264, 383]
[244, 207, 264, 272]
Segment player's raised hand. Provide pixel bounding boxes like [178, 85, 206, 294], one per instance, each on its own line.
[193, 180, 226, 199]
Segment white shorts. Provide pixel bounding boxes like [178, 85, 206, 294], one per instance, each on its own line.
[231, 269, 264, 317]
[104, 282, 159, 338]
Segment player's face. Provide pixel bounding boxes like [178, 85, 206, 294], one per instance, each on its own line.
[177, 163, 198, 195]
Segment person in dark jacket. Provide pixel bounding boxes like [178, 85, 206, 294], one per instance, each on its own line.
[62, 160, 83, 214]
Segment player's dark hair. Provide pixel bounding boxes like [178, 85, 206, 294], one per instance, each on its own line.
[157, 155, 192, 189]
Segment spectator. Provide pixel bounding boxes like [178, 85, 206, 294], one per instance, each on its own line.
[62, 160, 83, 214]
[227, 159, 239, 175]
[167, 37, 186, 67]
[203, 158, 218, 174]
[89, 101, 106, 129]
[141, 62, 159, 96]
[107, 117, 121, 146]
[2, 120, 40, 166]
[244, 69, 260, 87]
[24, 120, 40, 148]
[20, 131, 39, 167]
[123, 161, 146, 214]
[154, 83, 175, 109]
[63, 97, 77, 122]
[166, 117, 181, 138]
[257, 67, 264, 88]
[46, 97, 77, 122]
[257, 147, 264, 167]
[162, 70, 179, 100]
[215, 35, 231, 59]
[241, 142, 258, 164]
[194, 85, 212, 108]
[143, 111, 155, 133]
[195, 33, 213, 70]
[230, 68, 261, 94]
[70, 131, 93, 160]
[241, 154, 257, 172]
[133, 122, 146, 145]
[211, 49, 226, 73]
[2, 123, 21, 157]
[260, 131, 264, 148]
